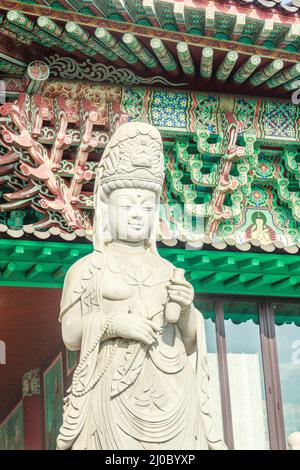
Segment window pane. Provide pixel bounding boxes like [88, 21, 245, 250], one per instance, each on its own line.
[223, 301, 269, 450]
[195, 300, 224, 440]
[274, 303, 300, 443]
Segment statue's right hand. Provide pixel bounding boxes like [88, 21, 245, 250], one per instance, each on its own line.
[110, 313, 161, 345]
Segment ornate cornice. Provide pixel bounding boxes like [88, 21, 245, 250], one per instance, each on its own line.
[46, 55, 188, 87]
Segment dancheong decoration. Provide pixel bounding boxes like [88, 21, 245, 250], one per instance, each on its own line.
[0, 85, 299, 252]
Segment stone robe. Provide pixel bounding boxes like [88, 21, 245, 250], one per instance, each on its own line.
[56, 248, 224, 450]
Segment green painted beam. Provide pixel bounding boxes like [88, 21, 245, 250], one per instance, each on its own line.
[187, 270, 214, 282]
[0, 239, 300, 298]
[213, 256, 236, 269]
[0, 239, 92, 288]
[188, 255, 211, 268]
[272, 276, 299, 290]
[289, 262, 300, 274]
[2, 262, 15, 279]
[26, 263, 44, 280]
[9, 245, 24, 257]
[52, 265, 68, 280]
[62, 248, 80, 262]
[160, 248, 300, 298]
[223, 273, 259, 287]
[237, 258, 260, 270]
[37, 247, 52, 259]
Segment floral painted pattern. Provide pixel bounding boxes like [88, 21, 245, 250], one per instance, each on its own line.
[150, 91, 188, 128]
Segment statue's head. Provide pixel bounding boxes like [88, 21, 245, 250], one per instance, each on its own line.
[93, 122, 164, 250]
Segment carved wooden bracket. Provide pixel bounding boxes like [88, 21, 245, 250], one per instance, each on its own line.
[0, 93, 124, 235]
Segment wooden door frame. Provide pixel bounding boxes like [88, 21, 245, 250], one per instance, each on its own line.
[195, 293, 300, 449]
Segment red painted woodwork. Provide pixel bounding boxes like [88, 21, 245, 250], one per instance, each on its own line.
[0, 286, 63, 422]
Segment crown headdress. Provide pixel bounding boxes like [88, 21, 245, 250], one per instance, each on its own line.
[97, 122, 164, 187]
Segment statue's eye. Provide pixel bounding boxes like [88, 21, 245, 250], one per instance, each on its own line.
[143, 205, 154, 212]
[120, 205, 132, 210]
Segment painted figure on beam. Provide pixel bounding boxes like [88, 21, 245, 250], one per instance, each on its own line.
[56, 122, 226, 450]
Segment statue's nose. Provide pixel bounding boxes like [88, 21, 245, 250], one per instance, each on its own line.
[132, 205, 143, 218]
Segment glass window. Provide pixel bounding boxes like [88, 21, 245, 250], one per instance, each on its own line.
[223, 301, 269, 450]
[274, 303, 300, 443]
[196, 300, 224, 440]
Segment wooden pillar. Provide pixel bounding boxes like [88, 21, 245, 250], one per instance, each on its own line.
[22, 369, 43, 450]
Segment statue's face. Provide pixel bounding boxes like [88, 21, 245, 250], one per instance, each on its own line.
[108, 188, 157, 243]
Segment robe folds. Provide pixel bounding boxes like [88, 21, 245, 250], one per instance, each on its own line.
[56, 249, 226, 450]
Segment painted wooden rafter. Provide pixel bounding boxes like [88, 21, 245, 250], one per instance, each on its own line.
[0, 0, 299, 26]
[0, 3, 300, 63]
[1, 7, 300, 101]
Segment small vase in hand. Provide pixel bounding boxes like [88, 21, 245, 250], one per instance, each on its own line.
[165, 268, 185, 324]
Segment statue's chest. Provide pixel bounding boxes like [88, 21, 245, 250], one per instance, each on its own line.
[102, 269, 137, 300]
[101, 254, 170, 305]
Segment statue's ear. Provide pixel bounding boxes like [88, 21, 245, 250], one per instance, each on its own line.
[102, 200, 112, 245]
[146, 204, 160, 252]
[93, 197, 112, 251]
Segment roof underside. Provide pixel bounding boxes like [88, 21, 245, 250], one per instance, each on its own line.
[0, 1, 299, 254]
[0, 1, 300, 100]
[0, 85, 299, 253]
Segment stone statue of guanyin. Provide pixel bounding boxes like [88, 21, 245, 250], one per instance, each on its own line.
[56, 122, 226, 450]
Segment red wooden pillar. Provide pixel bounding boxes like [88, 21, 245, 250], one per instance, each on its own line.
[22, 369, 43, 450]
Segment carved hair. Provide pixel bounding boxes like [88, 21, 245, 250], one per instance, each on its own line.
[100, 179, 161, 200]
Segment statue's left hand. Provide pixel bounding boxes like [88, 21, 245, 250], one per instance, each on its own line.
[167, 278, 194, 315]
